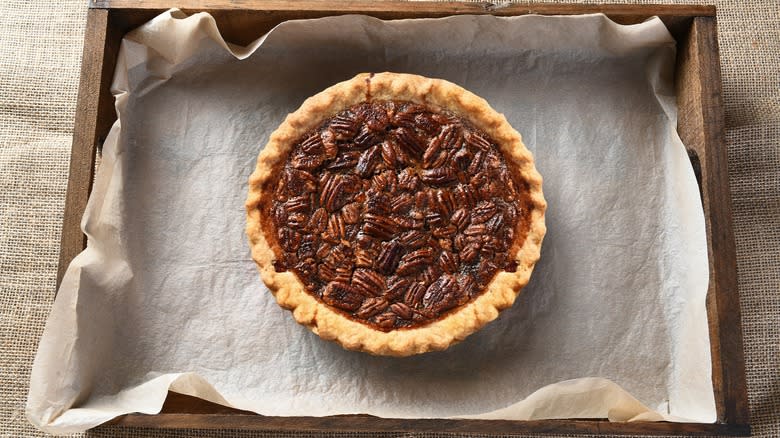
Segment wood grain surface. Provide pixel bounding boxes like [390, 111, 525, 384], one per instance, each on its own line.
[111, 392, 750, 436]
[675, 16, 749, 428]
[89, 0, 715, 16]
[57, 2, 748, 435]
[57, 9, 119, 286]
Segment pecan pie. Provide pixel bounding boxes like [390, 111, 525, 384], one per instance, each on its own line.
[246, 72, 546, 356]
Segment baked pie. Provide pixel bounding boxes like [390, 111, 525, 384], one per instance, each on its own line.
[246, 72, 545, 356]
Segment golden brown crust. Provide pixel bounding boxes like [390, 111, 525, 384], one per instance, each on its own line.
[246, 72, 546, 356]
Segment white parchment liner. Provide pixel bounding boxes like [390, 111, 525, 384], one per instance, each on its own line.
[27, 10, 715, 434]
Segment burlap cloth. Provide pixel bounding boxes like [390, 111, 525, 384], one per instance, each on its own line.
[1, 0, 776, 436]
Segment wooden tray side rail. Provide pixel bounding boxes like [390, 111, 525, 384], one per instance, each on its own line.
[674, 15, 748, 429]
[58, 3, 748, 436]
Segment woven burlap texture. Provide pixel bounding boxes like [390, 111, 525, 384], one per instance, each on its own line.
[1, 0, 776, 437]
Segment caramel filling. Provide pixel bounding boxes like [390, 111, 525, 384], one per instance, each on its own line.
[267, 100, 531, 331]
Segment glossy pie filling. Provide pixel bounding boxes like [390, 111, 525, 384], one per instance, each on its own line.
[267, 100, 531, 331]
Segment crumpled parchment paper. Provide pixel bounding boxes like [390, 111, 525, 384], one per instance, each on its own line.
[27, 10, 715, 434]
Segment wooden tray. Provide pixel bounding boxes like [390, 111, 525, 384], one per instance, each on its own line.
[58, 1, 749, 435]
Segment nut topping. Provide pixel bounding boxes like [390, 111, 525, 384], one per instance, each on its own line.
[268, 100, 529, 331]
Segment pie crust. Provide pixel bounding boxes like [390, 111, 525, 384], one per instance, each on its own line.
[246, 72, 546, 356]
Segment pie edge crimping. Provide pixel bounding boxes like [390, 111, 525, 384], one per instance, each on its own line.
[246, 72, 546, 356]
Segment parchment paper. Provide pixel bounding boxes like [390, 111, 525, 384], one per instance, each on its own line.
[27, 10, 715, 434]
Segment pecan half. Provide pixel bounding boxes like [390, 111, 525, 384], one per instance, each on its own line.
[341, 202, 361, 224]
[440, 250, 459, 274]
[326, 151, 360, 171]
[352, 269, 386, 297]
[373, 311, 397, 331]
[329, 113, 358, 138]
[300, 132, 324, 154]
[278, 227, 301, 252]
[320, 175, 350, 212]
[472, 201, 497, 224]
[460, 242, 481, 264]
[465, 130, 492, 151]
[399, 230, 429, 249]
[326, 213, 346, 241]
[422, 275, 463, 313]
[376, 241, 404, 275]
[363, 214, 398, 240]
[308, 208, 328, 233]
[356, 297, 388, 319]
[385, 278, 411, 301]
[404, 282, 427, 307]
[450, 208, 470, 231]
[486, 212, 505, 233]
[322, 282, 365, 311]
[397, 168, 420, 191]
[356, 145, 381, 176]
[354, 247, 376, 268]
[291, 152, 324, 171]
[352, 125, 376, 147]
[390, 302, 413, 320]
[396, 248, 434, 276]
[394, 127, 425, 158]
[421, 167, 457, 185]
